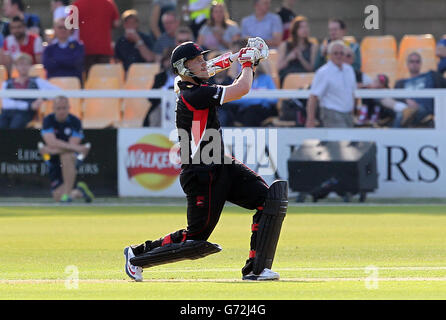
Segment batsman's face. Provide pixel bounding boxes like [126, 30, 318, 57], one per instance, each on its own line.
[185, 55, 210, 80]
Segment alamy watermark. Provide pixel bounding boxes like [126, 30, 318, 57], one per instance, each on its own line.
[364, 5, 379, 30]
[168, 124, 278, 175]
[64, 5, 79, 30]
[364, 265, 379, 290]
[65, 265, 79, 290]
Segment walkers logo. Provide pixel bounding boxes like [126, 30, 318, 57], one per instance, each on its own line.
[125, 134, 181, 191]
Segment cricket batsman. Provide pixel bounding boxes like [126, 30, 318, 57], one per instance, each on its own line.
[124, 38, 288, 281]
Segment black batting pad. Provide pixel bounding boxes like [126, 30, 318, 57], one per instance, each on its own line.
[130, 240, 222, 269]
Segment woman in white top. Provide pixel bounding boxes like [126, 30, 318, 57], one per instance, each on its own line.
[197, 2, 241, 51]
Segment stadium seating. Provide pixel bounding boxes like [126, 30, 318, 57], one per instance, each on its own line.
[282, 72, 315, 89]
[398, 34, 436, 59]
[117, 75, 154, 127]
[88, 63, 125, 88]
[126, 63, 160, 81]
[0, 65, 7, 111]
[361, 35, 397, 68]
[278, 72, 314, 116]
[0, 65, 7, 83]
[43, 77, 83, 119]
[83, 77, 121, 128]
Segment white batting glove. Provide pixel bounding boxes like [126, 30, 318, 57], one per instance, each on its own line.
[238, 47, 261, 67]
[247, 37, 269, 61]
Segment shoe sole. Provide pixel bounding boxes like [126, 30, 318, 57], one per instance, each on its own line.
[242, 274, 280, 281]
[123, 247, 138, 281]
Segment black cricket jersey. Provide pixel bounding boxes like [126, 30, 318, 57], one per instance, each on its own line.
[175, 80, 227, 167]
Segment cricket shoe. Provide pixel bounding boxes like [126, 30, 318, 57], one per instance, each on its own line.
[76, 181, 94, 203]
[242, 268, 280, 281]
[124, 246, 143, 282]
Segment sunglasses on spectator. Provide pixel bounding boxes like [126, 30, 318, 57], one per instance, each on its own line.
[409, 60, 421, 63]
[332, 51, 345, 56]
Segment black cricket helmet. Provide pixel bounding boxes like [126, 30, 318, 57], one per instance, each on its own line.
[171, 41, 210, 77]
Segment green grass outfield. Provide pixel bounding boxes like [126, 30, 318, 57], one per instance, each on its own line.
[0, 204, 446, 299]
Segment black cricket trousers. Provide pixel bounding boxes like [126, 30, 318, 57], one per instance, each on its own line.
[180, 157, 269, 241]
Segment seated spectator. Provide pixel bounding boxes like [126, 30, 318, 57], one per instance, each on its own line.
[306, 41, 357, 128]
[356, 74, 395, 126]
[185, 0, 224, 38]
[0, 53, 60, 129]
[153, 10, 180, 59]
[223, 62, 278, 127]
[197, 2, 241, 51]
[175, 26, 194, 46]
[276, 0, 296, 40]
[2, 0, 41, 36]
[343, 45, 371, 88]
[241, 0, 283, 48]
[115, 10, 156, 72]
[143, 48, 176, 127]
[39, 96, 93, 203]
[73, 0, 120, 75]
[436, 35, 446, 74]
[51, 0, 71, 21]
[277, 15, 318, 85]
[43, 18, 84, 82]
[314, 19, 361, 72]
[3, 16, 43, 74]
[392, 52, 446, 128]
[149, 0, 176, 40]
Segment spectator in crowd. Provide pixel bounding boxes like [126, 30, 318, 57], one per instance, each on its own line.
[51, 0, 71, 21]
[314, 19, 361, 72]
[143, 48, 176, 127]
[225, 62, 278, 127]
[115, 10, 156, 72]
[143, 28, 195, 126]
[175, 26, 195, 46]
[197, 2, 240, 51]
[276, 0, 296, 40]
[356, 74, 395, 126]
[305, 40, 357, 128]
[392, 52, 446, 127]
[343, 45, 371, 88]
[184, 0, 224, 38]
[73, 0, 120, 75]
[0, 53, 60, 129]
[0, 32, 4, 64]
[436, 35, 446, 74]
[149, 0, 176, 40]
[277, 15, 318, 85]
[3, 16, 43, 74]
[2, 0, 41, 36]
[39, 96, 94, 203]
[43, 18, 84, 82]
[241, 0, 283, 48]
[153, 10, 180, 59]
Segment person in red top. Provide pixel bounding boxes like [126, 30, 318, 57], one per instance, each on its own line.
[2, 16, 43, 74]
[73, 0, 120, 75]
